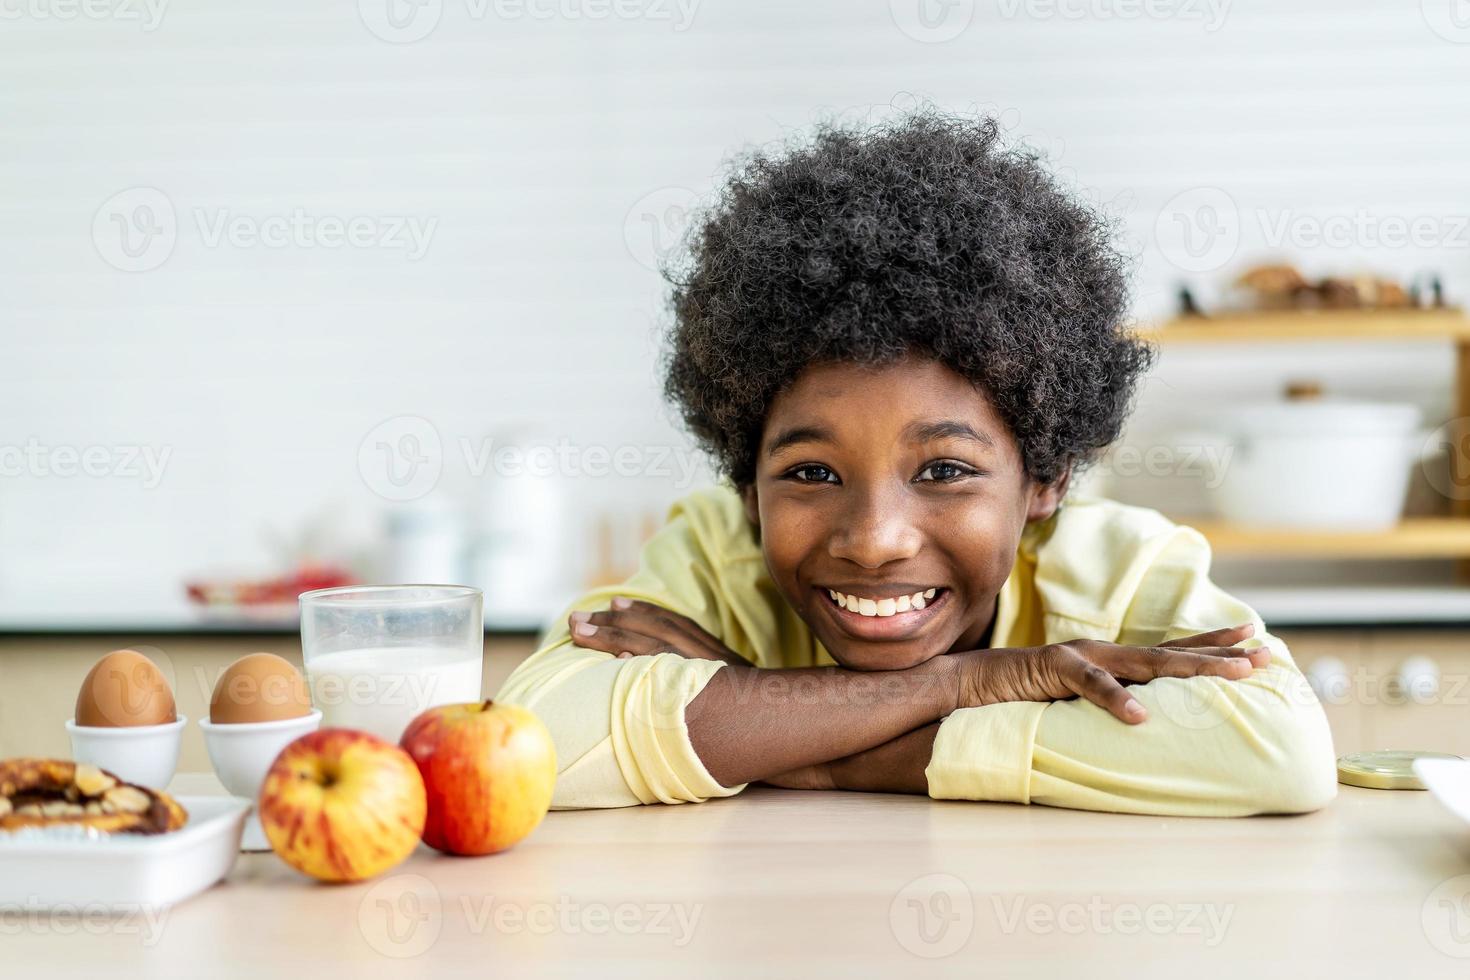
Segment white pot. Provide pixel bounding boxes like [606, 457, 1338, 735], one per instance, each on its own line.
[1178, 401, 1429, 530]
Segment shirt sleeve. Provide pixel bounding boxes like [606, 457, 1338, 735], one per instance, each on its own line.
[924, 526, 1339, 816]
[494, 504, 749, 810]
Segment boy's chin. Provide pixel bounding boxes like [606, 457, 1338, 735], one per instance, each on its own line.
[826, 639, 948, 673]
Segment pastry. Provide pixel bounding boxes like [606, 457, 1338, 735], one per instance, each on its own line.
[0, 758, 187, 835]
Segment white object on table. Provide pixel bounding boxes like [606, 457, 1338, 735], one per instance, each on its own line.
[65, 715, 187, 790]
[200, 710, 322, 851]
[1414, 758, 1470, 825]
[0, 795, 249, 909]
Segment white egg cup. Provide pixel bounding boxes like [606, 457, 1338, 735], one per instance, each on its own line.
[199, 710, 322, 852]
[65, 715, 188, 790]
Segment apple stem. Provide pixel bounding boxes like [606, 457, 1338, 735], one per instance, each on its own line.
[482, 698, 494, 710]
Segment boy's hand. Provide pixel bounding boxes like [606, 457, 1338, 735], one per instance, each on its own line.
[568, 598, 754, 667]
[956, 623, 1270, 725]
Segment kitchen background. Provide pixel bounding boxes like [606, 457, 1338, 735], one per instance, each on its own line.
[3, 0, 1470, 763]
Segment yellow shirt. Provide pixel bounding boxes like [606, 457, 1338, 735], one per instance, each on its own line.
[496, 485, 1338, 816]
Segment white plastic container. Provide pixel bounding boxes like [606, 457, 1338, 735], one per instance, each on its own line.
[200, 709, 321, 851]
[65, 715, 187, 790]
[1179, 400, 1427, 530]
[0, 795, 249, 909]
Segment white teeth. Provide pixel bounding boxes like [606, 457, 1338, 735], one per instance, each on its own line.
[830, 589, 939, 617]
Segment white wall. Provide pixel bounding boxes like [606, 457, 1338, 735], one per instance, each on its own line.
[3, 0, 1468, 608]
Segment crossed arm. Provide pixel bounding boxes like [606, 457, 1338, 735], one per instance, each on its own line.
[563, 599, 1274, 794]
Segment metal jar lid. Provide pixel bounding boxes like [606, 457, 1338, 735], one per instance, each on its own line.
[1336, 750, 1463, 790]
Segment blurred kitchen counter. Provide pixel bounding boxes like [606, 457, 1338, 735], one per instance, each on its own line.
[0, 632, 541, 768]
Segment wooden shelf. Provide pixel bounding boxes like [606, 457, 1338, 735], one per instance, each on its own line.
[1179, 517, 1470, 559]
[1139, 309, 1470, 345]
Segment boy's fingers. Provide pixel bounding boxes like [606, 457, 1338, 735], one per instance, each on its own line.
[1167, 624, 1255, 647]
[568, 619, 665, 656]
[595, 599, 733, 661]
[1063, 663, 1146, 725]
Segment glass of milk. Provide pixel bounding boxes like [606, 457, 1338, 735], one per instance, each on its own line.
[299, 585, 483, 744]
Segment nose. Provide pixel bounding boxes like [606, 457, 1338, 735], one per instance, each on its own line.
[826, 485, 923, 569]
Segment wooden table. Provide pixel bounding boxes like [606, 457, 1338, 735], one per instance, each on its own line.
[11, 778, 1470, 979]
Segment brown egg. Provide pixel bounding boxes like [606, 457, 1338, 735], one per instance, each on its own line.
[75, 649, 177, 728]
[209, 652, 312, 724]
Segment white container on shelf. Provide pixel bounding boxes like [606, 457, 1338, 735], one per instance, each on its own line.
[1178, 400, 1430, 530]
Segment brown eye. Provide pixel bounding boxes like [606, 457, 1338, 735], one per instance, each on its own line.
[916, 460, 976, 483]
[788, 464, 838, 484]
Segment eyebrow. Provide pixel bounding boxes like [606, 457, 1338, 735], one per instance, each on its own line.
[904, 419, 997, 449]
[765, 425, 833, 457]
[764, 419, 995, 457]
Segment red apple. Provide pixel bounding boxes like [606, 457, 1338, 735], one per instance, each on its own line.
[259, 728, 426, 882]
[400, 699, 556, 856]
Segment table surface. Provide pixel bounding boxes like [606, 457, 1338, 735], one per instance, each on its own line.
[11, 776, 1470, 979]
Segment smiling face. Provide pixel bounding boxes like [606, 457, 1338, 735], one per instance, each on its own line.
[741, 356, 1068, 671]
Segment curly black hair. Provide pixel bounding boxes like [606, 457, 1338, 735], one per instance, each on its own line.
[662, 109, 1155, 490]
